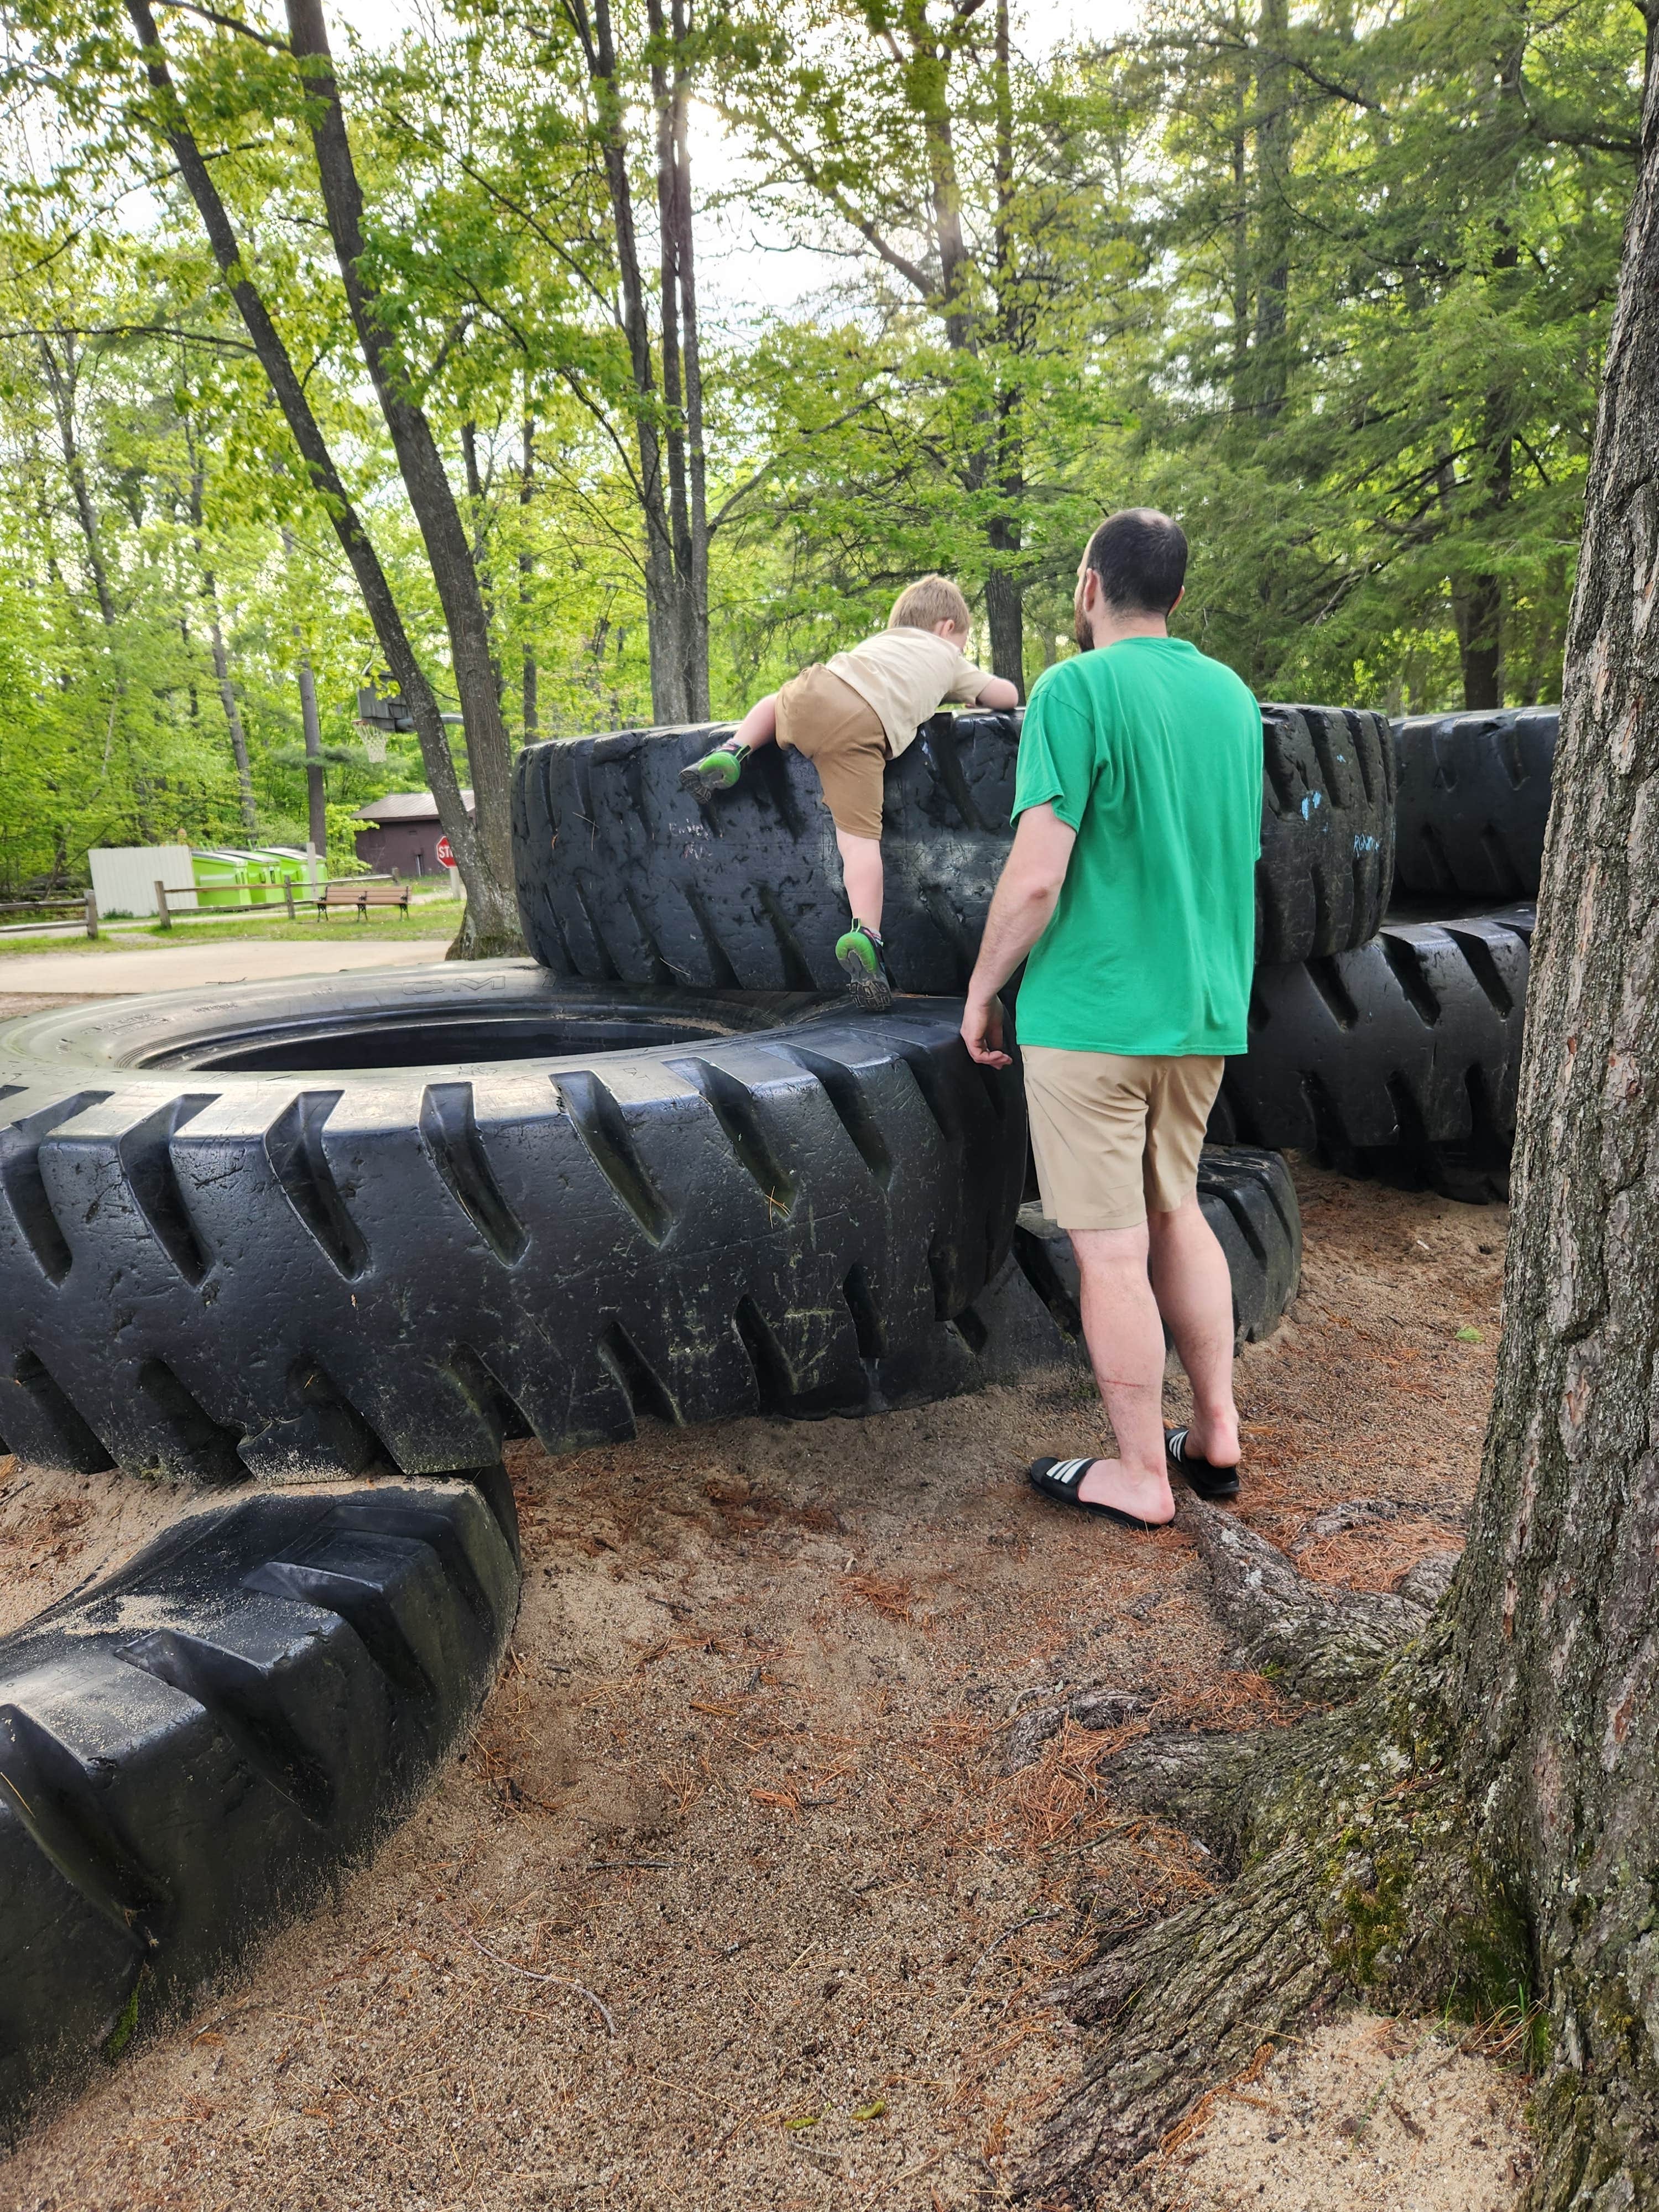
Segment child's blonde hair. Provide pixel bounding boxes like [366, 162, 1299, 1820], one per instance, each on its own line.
[889, 575, 971, 634]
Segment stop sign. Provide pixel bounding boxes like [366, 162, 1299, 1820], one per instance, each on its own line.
[436, 834, 456, 868]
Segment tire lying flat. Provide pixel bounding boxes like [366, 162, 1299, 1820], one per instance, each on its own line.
[0, 1470, 518, 2125]
[1208, 907, 1533, 1199]
[513, 704, 1395, 988]
[1392, 708, 1557, 899]
[0, 965, 1025, 1482]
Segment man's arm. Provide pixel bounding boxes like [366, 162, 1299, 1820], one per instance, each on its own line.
[961, 803, 1077, 1066]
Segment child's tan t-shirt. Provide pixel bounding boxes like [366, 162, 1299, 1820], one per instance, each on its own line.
[825, 628, 990, 756]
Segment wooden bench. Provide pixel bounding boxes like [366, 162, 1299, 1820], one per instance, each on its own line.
[316, 880, 411, 920]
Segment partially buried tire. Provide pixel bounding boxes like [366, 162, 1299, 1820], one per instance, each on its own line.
[1392, 707, 1557, 900]
[512, 702, 1395, 988]
[1207, 906, 1534, 1200]
[0, 965, 1025, 1481]
[0, 1470, 518, 2124]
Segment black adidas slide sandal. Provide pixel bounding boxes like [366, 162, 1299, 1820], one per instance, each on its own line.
[1027, 1457, 1164, 1532]
[1165, 1427, 1241, 1500]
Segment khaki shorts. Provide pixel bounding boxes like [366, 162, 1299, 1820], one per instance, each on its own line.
[776, 665, 888, 840]
[1022, 1047, 1224, 1231]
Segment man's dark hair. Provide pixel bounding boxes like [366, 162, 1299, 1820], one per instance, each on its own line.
[1083, 508, 1188, 614]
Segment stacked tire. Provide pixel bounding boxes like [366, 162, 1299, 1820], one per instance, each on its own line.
[1206, 707, 1557, 1198]
[512, 703, 1396, 986]
[512, 700, 1559, 1204]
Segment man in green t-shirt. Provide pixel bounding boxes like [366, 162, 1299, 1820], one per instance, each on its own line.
[962, 509, 1262, 1531]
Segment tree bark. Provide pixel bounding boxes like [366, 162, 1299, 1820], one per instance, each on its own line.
[460, 420, 504, 709]
[279, 527, 328, 854]
[297, 656, 326, 854]
[566, 0, 691, 724]
[186, 449, 258, 833]
[121, 0, 504, 950]
[649, 0, 710, 717]
[284, 0, 521, 954]
[1446, 11, 1659, 2187]
[1030, 22, 1659, 2204]
[36, 335, 117, 631]
[1248, 0, 1293, 419]
[1457, 36, 1526, 711]
[1455, 568, 1505, 709]
[984, 0, 1024, 694]
[519, 409, 538, 739]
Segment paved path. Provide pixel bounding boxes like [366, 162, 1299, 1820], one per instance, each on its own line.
[0, 937, 453, 998]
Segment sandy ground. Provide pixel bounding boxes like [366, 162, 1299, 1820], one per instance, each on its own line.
[0, 1165, 1531, 2212]
[1153, 2015, 1534, 2210]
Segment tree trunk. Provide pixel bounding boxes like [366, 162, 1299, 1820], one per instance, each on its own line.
[1457, 39, 1525, 712]
[519, 410, 538, 739]
[1248, 0, 1292, 419]
[460, 420, 504, 708]
[985, 0, 1024, 695]
[1445, 15, 1659, 2188]
[121, 0, 506, 951]
[297, 658, 326, 854]
[280, 528, 329, 854]
[187, 452, 258, 833]
[649, 0, 710, 719]
[1455, 569, 1505, 708]
[285, 0, 521, 956]
[37, 336, 117, 631]
[568, 0, 690, 724]
[1029, 24, 1659, 2204]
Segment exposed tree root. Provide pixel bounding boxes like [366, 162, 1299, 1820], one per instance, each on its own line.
[1185, 1493, 1453, 1700]
[1024, 1509, 1528, 2205]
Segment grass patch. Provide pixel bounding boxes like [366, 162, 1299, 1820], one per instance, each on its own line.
[0, 904, 463, 956]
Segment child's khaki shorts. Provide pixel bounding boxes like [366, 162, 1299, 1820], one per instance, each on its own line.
[1022, 1047, 1225, 1231]
[776, 665, 889, 840]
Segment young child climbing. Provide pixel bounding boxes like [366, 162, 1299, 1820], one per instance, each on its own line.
[679, 576, 1021, 1011]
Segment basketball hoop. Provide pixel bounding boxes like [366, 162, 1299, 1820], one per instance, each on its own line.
[357, 722, 388, 764]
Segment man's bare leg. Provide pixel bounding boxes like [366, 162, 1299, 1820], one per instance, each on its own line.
[1147, 1198, 1240, 1466]
[1070, 1222, 1176, 1524]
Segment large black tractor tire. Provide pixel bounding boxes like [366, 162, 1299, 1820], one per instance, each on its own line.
[513, 703, 1394, 988]
[954, 1146, 1303, 1387]
[0, 1471, 518, 2124]
[1392, 707, 1558, 900]
[0, 966, 1025, 1483]
[1208, 907, 1535, 1200]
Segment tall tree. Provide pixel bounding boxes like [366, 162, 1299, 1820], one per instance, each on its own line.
[564, 0, 711, 721]
[184, 426, 257, 832]
[1126, 0, 1639, 708]
[1031, 24, 1659, 2202]
[94, 0, 525, 950]
[714, 0, 1120, 691]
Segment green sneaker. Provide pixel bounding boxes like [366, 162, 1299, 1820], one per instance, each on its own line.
[678, 742, 748, 802]
[835, 921, 893, 1013]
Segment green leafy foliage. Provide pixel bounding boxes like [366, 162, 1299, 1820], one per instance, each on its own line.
[0, 0, 1635, 893]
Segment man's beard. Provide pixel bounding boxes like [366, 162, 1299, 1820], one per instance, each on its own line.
[1073, 598, 1095, 652]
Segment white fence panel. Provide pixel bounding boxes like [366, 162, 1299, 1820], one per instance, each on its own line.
[89, 847, 199, 919]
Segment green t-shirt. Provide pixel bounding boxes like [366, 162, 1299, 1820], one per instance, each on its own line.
[1011, 637, 1261, 1056]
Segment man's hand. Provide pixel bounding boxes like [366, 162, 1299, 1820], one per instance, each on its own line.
[962, 991, 1010, 1067]
[958, 805, 1076, 1063]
